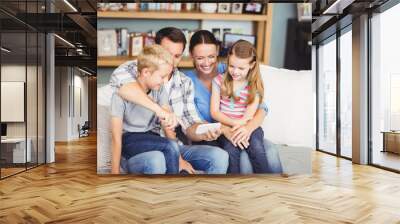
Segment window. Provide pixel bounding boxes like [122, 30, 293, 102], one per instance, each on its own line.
[339, 28, 352, 158]
[370, 2, 400, 171]
[317, 36, 337, 154]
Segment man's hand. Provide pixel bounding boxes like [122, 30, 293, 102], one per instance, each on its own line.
[201, 128, 221, 142]
[179, 158, 195, 174]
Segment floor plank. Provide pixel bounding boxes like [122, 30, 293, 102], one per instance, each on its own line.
[0, 134, 400, 223]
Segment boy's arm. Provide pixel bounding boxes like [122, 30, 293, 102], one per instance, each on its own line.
[160, 105, 176, 140]
[118, 82, 166, 117]
[111, 117, 123, 174]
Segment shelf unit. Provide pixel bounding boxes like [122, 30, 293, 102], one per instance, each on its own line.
[97, 7, 273, 68]
[98, 56, 194, 68]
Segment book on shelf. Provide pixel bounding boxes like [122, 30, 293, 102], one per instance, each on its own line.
[116, 28, 129, 56]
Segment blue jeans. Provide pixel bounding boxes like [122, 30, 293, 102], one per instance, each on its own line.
[179, 144, 228, 174]
[240, 139, 283, 174]
[120, 151, 166, 174]
[219, 127, 269, 174]
[122, 131, 180, 174]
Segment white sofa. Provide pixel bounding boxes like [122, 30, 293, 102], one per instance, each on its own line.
[97, 65, 313, 175]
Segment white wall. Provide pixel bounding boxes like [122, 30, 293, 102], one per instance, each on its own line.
[54, 67, 89, 141]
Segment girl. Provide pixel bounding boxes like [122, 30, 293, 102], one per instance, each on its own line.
[210, 40, 269, 174]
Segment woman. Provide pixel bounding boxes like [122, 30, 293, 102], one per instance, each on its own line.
[184, 30, 282, 173]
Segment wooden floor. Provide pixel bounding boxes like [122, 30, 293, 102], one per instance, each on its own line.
[1, 135, 400, 223]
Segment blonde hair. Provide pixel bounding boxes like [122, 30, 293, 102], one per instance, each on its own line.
[137, 44, 173, 73]
[222, 40, 264, 104]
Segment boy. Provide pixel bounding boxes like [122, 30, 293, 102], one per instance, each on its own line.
[111, 44, 181, 174]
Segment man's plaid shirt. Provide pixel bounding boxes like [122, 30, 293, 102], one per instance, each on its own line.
[109, 60, 202, 132]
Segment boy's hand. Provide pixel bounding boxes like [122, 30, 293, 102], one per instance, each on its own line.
[157, 107, 178, 130]
[111, 166, 120, 174]
[179, 158, 195, 174]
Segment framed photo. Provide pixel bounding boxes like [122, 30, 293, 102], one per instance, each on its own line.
[212, 28, 221, 42]
[143, 35, 155, 47]
[97, 29, 117, 57]
[223, 33, 256, 50]
[217, 3, 231, 13]
[231, 3, 243, 14]
[243, 3, 264, 14]
[130, 34, 143, 57]
[297, 3, 312, 21]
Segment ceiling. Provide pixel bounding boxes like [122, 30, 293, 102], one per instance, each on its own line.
[311, 0, 390, 42]
[0, 0, 96, 74]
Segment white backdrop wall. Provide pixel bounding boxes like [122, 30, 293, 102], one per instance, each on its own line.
[261, 65, 315, 148]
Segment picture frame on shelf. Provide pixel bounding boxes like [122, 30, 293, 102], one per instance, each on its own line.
[217, 3, 231, 13]
[243, 3, 264, 14]
[223, 33, 256, 50]
[212, 28, 222, 42]
[222, 28, 232, 38]
[143, 35, 155, 47]
[125, 3, 138, 11]
[98, 29, 117, 57]
[130, 34, 143, 57]
[297, 3, 312, 21]
[231, 3, 243, 14]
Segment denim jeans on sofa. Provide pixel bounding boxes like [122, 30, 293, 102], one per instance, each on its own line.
[121, 138, 283, 174]
[240, 138, 283, 174]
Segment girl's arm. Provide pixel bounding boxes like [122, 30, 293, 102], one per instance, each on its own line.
[111, 117, 123, 174]
[210, 84, 239, 127]
[240, 94, 260, 123]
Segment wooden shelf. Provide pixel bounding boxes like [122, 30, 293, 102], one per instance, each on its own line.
[97, 6, 273, 66]
[97, 11, 268, 22]
[97, 56, 194, 68]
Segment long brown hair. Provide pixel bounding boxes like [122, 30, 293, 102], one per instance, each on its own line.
[222, 40, 264, 104]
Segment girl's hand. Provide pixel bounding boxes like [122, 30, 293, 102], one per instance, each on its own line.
[224, 125, 249, 150]
[231, 125, 251, 149]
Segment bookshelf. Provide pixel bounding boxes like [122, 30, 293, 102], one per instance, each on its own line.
[97, 7, 273, 68]
[98, 11, 269, 21]
[98, 56, 194, 68]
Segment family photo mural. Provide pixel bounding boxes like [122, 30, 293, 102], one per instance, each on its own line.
[97, 2, 312, 175]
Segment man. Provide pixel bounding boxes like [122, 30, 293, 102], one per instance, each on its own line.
[110, 27, 228, 174]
